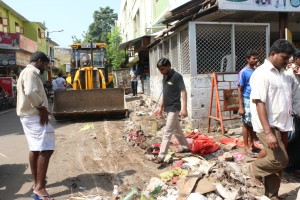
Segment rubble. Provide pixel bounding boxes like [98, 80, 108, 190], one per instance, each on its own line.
[120, 95, 272, 199]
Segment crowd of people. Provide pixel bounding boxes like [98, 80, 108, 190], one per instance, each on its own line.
[238, 39, 300, 199]
[153, 39, 299, 200]
[14, 39, 300, 199]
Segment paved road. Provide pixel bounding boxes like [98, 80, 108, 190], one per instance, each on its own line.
[0, 107, 65, 200]
[0, 108, 31, 199]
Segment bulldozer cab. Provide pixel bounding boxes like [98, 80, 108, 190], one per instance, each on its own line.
[69, 43, 108, 90]
[71, 43, 107, 69]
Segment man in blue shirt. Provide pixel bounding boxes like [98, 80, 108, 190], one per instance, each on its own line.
[238, 50, 259, 158]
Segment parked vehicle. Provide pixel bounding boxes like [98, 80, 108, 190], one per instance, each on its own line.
[52, 42, 127, 120]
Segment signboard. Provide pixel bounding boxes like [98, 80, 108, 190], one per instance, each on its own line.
[0, 32, 20, 50]
[16, 51, 31, 66]
[80, 43, 97, 48]
[223, 89, 239, 111]
[0, 51, 16, 66]
[20, 35, 38, 53]
[218, 0, 300, 12]
[0, 77, 13, 97]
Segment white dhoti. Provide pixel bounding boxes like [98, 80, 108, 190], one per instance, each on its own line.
[20, 116, 55, 151]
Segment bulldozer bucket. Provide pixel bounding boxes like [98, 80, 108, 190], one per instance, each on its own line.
[52, 88, 127, 120]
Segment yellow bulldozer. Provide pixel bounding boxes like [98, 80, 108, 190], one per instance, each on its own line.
[52, 42, 127, 120]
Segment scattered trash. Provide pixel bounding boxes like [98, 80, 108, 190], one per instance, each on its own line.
[187, 193, 208, 200]
[122, 188, 138, 200]
[232, 152, 245, 162]
[80, 124, 94, 132]
[0, 152, 7, 158]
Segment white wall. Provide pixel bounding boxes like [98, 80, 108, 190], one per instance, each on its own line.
[118, 0, 155, 43]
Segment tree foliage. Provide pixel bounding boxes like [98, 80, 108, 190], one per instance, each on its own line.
[86, 7, 118, 44]
[71, 35, 82, 43]
[107, 26, 125, 70]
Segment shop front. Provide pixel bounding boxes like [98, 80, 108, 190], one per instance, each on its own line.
[0, 32, 37, 108]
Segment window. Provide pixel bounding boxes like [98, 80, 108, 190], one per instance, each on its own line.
[38, 28, 45, 39]
[20, 27, 23, 34]
[3, 26, 8, 33]
[2, 18, 8, 26]
[15, 22, 20, 33]
[0, 15, 9, 32]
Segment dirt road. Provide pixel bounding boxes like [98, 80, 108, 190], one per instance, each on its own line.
[1, 96, 300, 200]
[0, 97, 166, 200]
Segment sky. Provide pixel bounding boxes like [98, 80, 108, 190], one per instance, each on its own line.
[2, 0, 121, 48]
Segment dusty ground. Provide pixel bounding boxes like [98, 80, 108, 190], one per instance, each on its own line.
[1, 95, 300, 199]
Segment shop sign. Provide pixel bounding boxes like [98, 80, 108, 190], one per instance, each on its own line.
[0, 51, 16, 66]
[0, 77, 13, 97]
[0, 32, 20, 50]
[219, 0, 300, 12]
[20, 35, 37, 53]
[16, 51, 31, 67]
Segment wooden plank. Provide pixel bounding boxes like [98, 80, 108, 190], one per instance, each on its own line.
[177, 177, 200, 200]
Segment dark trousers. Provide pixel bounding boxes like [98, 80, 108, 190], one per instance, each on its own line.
[131, 81, 137, 96]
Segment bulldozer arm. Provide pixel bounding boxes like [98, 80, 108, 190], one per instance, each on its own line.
[52, 88, 127, 120]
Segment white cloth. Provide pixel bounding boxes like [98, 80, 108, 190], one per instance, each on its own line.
[52, 79, 57, 91]
[130, 69, 137, 82]
[16, 64, 48, 117]
[20, 115, 55, 151]
[55, 77, 66, 90]
[250, 59, 293, 133]
[286, 68, 300, 117]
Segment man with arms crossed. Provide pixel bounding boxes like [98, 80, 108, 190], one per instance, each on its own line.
[249, 39, 295, 199]
[17, 51, 55, 200]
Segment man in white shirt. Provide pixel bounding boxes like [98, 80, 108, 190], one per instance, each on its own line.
[249, 39, 295, 199]
[285, 50, 300, 170]
[17, 51, 55, 199]
[54, 72, 66, 91]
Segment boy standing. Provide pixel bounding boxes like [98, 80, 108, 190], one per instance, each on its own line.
[238, 50, 259, 158]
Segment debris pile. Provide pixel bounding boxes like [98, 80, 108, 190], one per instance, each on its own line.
[118, 95, 270, 199]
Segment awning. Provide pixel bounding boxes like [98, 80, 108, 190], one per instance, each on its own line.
[118, 35, 151, 51]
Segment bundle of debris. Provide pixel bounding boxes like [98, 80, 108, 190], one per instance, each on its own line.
[120, 96, 273, 199]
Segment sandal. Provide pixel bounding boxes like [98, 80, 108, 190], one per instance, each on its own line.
[175, 148, 191, 153]
[244, 150, 257, 158]
[31, 194, 54, 200]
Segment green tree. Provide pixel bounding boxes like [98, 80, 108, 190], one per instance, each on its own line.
[86, 7, 118, 44]
[71, 35, 83, 43]
[107, 26, 125, 70]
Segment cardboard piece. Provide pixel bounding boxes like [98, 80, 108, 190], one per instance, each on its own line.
[194, 177, 216, 194]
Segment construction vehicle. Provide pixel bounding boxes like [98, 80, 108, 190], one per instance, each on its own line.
[52, 42, 127, 120]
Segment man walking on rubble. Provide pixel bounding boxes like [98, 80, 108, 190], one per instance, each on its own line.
[238, 50, 260, 158]
[17, 51, 55, 200]
[153, 58, 191, 164]
[249, 39, 295, 199]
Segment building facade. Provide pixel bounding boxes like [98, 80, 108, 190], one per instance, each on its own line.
[0, 1, 57, 100]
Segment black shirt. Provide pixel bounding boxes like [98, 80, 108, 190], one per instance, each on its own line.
[163, 69, 185, 112]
